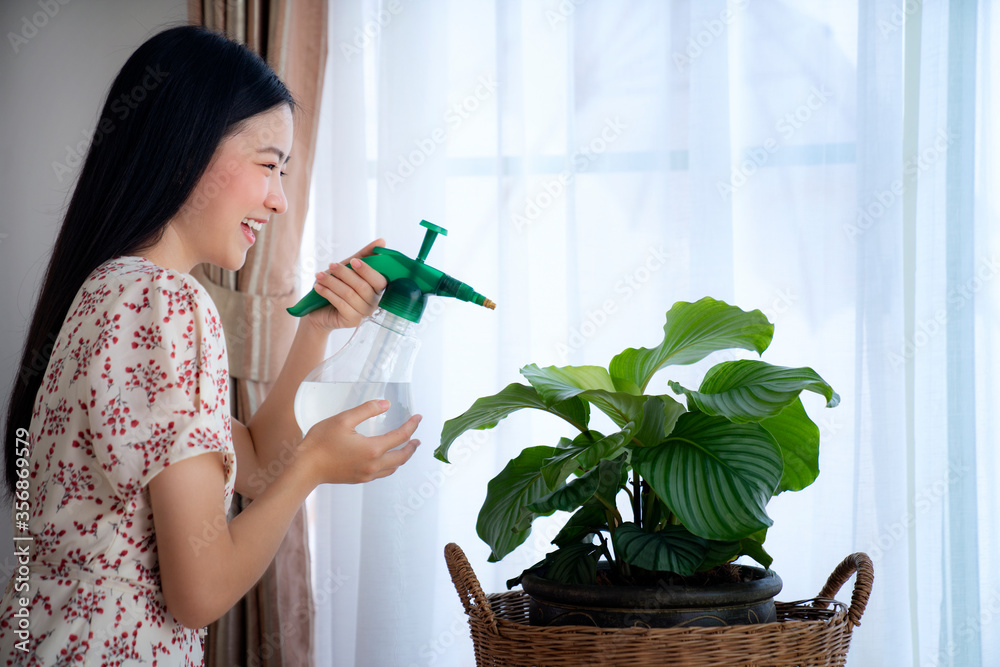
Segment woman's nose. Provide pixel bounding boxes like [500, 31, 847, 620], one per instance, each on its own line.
[266, 178, 288, 215]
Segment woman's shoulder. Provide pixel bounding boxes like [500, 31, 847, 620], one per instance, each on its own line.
[70, 256, 221, 336]
[87, 256, 206, 292]
[82, 256, 214, 310]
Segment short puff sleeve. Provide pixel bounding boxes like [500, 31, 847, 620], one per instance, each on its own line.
[86, 272, 235, 513]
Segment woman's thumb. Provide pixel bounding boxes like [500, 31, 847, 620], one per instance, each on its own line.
[341, 399, 390, 428]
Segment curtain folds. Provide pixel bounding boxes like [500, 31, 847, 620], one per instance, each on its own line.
[186, 1, 329, 665]
[303, 1, 997, 665]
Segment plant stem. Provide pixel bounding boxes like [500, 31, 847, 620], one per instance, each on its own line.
[643, 482, 658, 528]
[631, 470, 641, 527]
[596, 532, 614, 567]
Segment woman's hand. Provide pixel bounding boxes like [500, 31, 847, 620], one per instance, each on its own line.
[299, 399, 421, 485]
[303, 238, 389, 332]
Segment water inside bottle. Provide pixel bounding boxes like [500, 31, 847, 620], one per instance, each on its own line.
[294, 381, 413, 436]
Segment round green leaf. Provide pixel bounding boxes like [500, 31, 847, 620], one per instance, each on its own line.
[610, 298, 774, 393]
[670, 359, 839, 423]
[633, 412, 783, 541]
[613, 523, 709, 576]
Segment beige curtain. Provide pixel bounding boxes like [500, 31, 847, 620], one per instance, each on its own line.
[186, 1, 329, 665]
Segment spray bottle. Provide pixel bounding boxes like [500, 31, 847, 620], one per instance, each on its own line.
[287, 220, 495, 436]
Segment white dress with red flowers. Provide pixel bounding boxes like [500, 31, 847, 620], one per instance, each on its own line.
[0, 256, 236, 666]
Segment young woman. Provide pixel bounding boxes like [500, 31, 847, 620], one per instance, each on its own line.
[0, 25, 420, 665]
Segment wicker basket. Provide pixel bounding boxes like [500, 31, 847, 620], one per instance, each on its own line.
[445, 543, 873, 667]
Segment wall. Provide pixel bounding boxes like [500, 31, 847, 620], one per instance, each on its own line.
[0, 0, 187, 583]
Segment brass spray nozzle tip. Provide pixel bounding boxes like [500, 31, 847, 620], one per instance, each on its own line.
[483, 298, 496, 310]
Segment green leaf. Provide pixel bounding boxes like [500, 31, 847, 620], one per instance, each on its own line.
[696, 540, 743, 570]
[477, 445, 560, 562]
[633, 395, 686, 447]
[609, 298, 774, 393]
[613, 523, 709, 576]
[531, 456, 626, 513]
[520, 364, 642, 431]
[669, 360, 840, 423]
[632, 412, 783, 541]
[532, 542, 603, 586]
[552, 500, 609, 547]
[739, 534, 773, 569]
[531, 467, 602, 514]
[519, 364, 686, 447]
[540, 429, 632, 490]
[760, 398, 820, 494]
[540, 435, 593, 489]
[436, 383, 590, 462]
[520, 364, 617, 403]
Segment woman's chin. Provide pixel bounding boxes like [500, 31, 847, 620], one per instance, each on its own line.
[215, 253, 249, 273]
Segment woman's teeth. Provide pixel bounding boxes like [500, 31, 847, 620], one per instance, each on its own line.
[243, 218, 263, 232]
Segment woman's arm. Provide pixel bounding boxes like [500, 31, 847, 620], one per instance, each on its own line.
[232, 318, 328, 498]
[149, 399, 420, 629]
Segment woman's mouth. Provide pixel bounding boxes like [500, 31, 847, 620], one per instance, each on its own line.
[241, 217, 264, 243]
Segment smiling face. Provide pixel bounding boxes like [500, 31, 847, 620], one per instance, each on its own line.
[149, 104, 294, 273]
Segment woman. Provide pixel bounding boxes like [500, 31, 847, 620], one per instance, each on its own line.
[0, 24, 420, 664]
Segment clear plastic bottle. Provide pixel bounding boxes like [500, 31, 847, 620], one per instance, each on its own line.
[288, 220, 494, 437]
[293, 309, 420, 437]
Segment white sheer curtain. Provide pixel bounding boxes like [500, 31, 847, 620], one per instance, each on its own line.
[299, 1, 998, 665]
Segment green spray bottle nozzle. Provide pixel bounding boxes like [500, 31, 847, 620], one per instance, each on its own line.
[286, 220, 496, 323]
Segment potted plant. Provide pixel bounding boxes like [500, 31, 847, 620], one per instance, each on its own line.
[435, 297, 840, 628]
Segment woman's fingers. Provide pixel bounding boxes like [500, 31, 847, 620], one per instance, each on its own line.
[348, 257, 388, 294]
[336, 399, 393, 430]
[305, 402, 422, 484]
[370, 439, 421, 480]
[374, 414, 422, 451]
[315, 260, 384, 315]
[340, 238, 386, 265]
[335, 402, 422, 445]
[313, 269, 370, 318]
[312, 270, 354, 312]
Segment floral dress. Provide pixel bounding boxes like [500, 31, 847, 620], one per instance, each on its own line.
[0, 256, 236, 666]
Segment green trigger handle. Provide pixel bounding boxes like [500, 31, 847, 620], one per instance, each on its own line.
[286, 220, 496, 323]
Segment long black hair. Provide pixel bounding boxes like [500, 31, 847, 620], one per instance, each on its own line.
[3, 24, 296, 496]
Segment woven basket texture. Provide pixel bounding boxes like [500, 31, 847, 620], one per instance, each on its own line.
[445, 543, 874, 667]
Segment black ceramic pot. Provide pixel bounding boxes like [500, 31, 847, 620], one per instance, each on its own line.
[520, 564, 783, 629]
